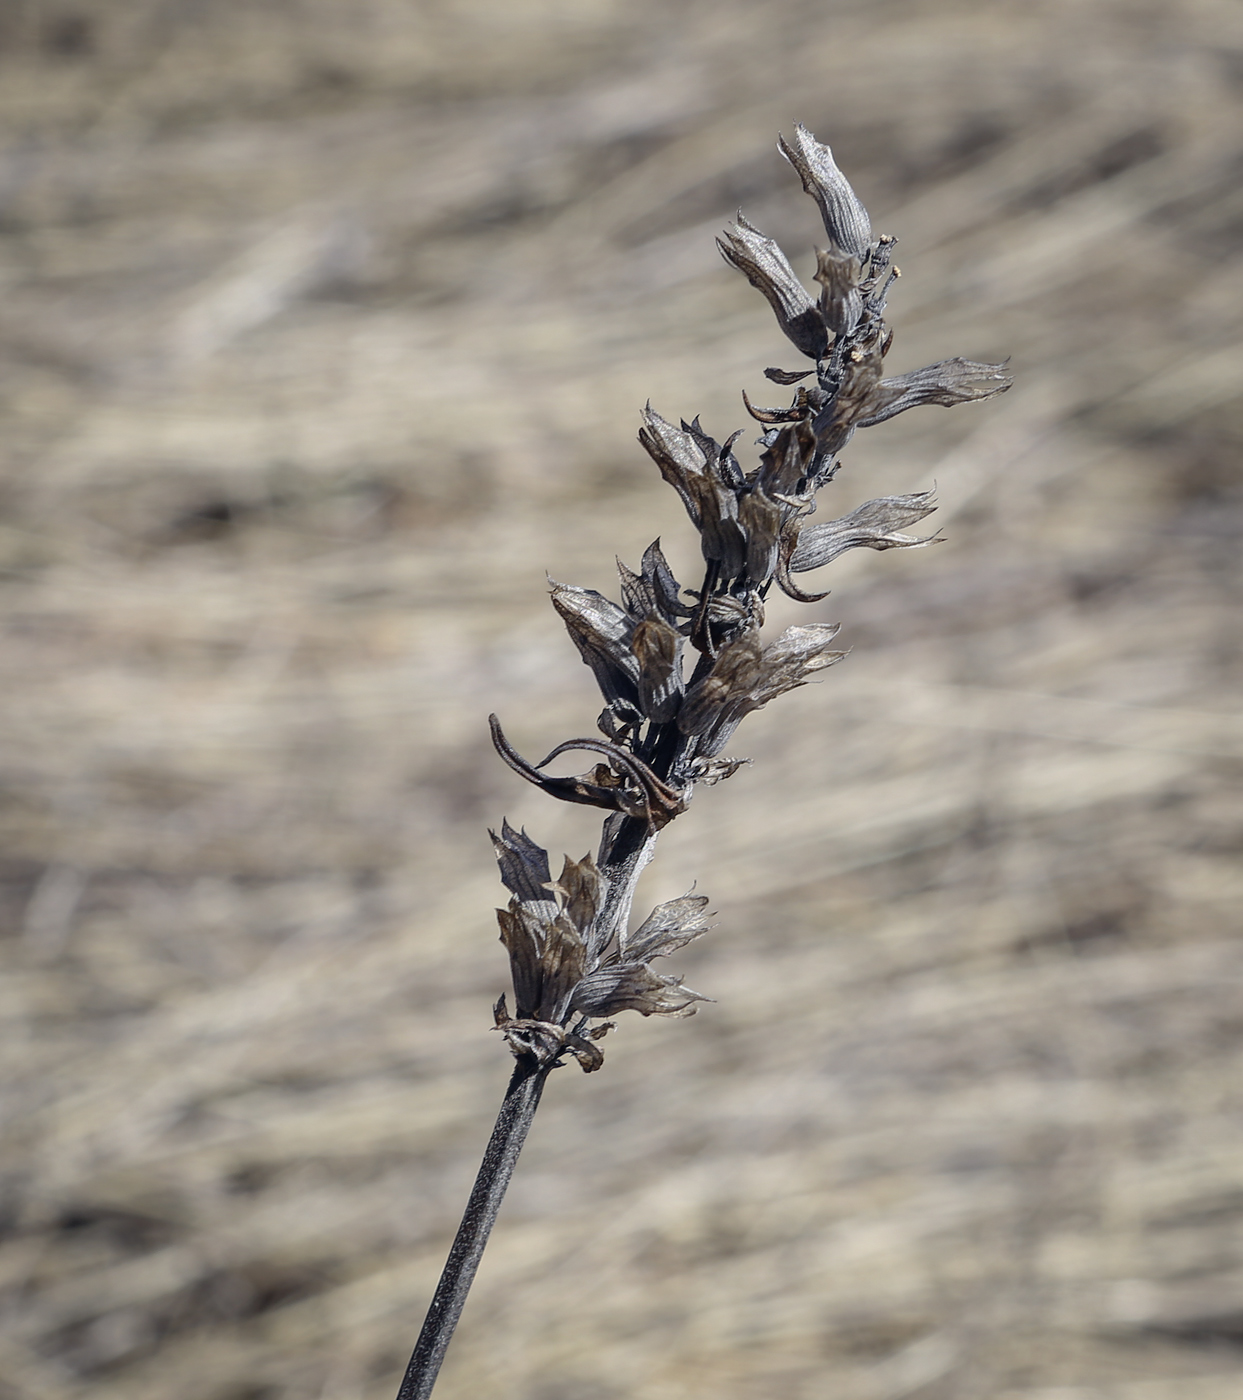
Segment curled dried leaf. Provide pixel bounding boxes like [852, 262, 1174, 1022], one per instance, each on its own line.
[764, 366, 813, 385]
[489, 717, 687, 829]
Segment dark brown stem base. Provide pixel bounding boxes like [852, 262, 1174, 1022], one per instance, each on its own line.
[396, 1057, 552, 1400]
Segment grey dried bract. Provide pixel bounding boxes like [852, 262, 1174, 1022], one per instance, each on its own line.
[406, 124, 1015, 1400]
[487, 125, 1012, 1067]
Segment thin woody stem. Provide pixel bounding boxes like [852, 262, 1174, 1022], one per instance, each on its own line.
[398, 826, 662, 1399]
[396, 1057, 553, 1400]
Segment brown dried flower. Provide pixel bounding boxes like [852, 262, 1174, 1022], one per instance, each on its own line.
[484, 121, 1013, 1072]
[401, 125, 1013, 1400]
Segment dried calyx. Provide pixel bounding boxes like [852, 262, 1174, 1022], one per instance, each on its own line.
[488, 124, 1012, 1071]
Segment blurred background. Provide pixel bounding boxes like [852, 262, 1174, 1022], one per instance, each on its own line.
[1, 1, 1241, 1397]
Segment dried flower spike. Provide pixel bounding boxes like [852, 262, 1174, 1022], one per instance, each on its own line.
[396, 127, 1012, 1400]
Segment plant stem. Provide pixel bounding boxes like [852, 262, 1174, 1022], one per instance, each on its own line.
[396, 1056, 553, 1400]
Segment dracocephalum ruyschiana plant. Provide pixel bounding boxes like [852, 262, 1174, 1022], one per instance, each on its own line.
[396, 125, 1011, 1400]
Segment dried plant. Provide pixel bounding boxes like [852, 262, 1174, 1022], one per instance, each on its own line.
[396, 125, 1011, 1400]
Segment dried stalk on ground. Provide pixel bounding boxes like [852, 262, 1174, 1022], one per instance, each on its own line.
[396, 125, 1011, 1400]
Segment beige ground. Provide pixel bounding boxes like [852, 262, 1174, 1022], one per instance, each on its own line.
[1, 2, 1242, 1397]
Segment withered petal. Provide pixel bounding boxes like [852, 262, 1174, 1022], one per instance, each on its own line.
[623, 893, 713, 962]
[572, 962, 712, 1019]
[751, 623, 847, 705]
[534, 908, 589, 1021]
[812, 337, 886, 452]
[738, 489, 783, 588]
[490, 819, 554, 908]
[642, 539, 694, 618]
[686, 754, 752, 786]
[717, 215, 828, 360]
[495, 907, 542, 1020]
[551, 852, 607, 946]
[631, 613, 685, 722]
[550, 580, 640, 707]
[778, 124, 872, 257]
[563, 1033, 605, 1072]
[856, 358, 1013, 428]
[677, 629, 765, 737]
[814, 247, 863, 338]
[789, 491, 940, 572]
[755, 418, 817, 498]
[764, 366, 814, 385]
[639, 407, 747, 577]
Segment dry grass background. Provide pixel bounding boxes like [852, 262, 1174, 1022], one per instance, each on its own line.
[1, 1, 1242, 1397]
